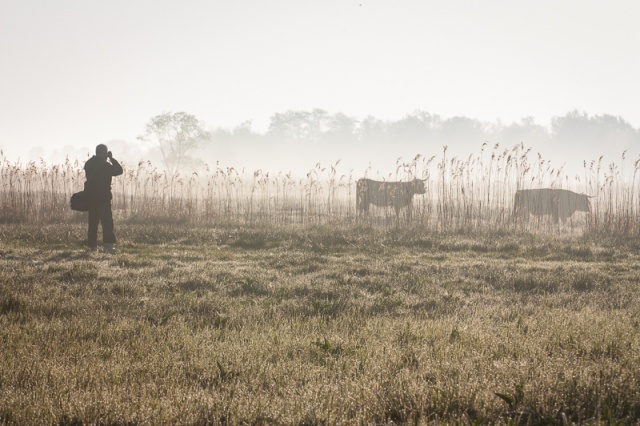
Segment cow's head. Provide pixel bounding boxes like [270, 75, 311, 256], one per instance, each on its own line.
[567, 193, 592, 214]
[412, 179, 427, 194]
[579, 195, 593, 213]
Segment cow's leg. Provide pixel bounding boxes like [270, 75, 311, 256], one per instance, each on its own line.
[552, 194, 560, 224]
[356, 195, 366, 217]
[357, 201, 370, 222]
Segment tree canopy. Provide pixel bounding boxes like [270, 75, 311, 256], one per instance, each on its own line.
[139, 112, 210, 175]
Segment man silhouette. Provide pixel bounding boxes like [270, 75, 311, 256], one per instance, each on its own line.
[84, 144, 123, 253]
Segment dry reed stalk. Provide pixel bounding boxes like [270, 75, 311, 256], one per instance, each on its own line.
[1, 146, 639, 235]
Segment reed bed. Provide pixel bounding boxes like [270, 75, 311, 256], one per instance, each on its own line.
[1, 144, 639, 235]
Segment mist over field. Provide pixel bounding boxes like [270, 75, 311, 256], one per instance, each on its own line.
[203, 109, 640, 180]
[4, 109, 639, 182]
[2, 1, 639, 182]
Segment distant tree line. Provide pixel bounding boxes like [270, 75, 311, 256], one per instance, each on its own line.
[126, 110, 640, 176]
[13, 109, 637, 178]
[198, 109, 639, 175]
[209, 109, 638, 149]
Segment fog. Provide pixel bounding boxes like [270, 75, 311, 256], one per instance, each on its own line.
[204, 110, 640, 181]
[4, 109, 637, 185]
[2, 1, 639, 182]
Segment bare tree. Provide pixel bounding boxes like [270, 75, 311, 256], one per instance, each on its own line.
[138, 112, 210, 175]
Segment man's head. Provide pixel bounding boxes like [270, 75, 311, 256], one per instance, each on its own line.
[96, 144, 108, 159]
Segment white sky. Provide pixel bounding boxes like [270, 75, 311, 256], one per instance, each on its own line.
[1, 0, 639, 160]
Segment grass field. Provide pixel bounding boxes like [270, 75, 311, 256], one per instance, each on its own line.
[1, 222, 639, 424]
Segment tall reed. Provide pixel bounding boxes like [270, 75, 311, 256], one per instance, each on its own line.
[1, 146, 638, 235]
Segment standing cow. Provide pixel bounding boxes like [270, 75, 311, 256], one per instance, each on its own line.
[513, 188, 591, 223]
[356, 178, 426, 217]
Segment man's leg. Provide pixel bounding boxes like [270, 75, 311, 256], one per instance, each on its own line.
[101, 202, 117, 246]
[87, 206, 99, 250]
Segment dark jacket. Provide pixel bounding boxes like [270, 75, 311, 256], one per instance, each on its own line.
[84, 156, 123, 204]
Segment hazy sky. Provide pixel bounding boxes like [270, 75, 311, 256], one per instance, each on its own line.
[1, 0, 639, 160]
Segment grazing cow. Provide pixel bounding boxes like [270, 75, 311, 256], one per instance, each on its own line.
[356, 178, 426, 217]
[513, 188, 592, 223]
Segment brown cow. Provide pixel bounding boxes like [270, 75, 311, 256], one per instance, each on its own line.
[356, 178, 426, 217]
[513, 188, 591, 223]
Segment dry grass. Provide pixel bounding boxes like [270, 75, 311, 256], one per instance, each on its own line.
[1, 224, 639, 424]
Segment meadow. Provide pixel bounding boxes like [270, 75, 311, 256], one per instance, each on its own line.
[1, 145, 640, 424]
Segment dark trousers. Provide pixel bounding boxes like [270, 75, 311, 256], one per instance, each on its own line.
[88, 202, 116, 247]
